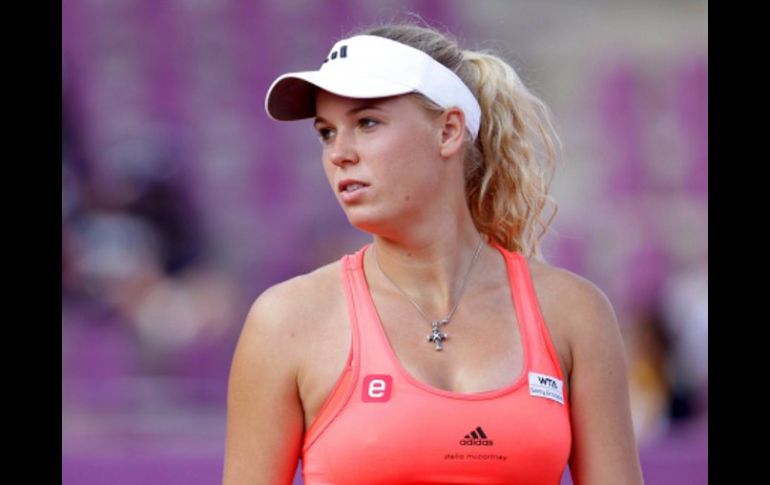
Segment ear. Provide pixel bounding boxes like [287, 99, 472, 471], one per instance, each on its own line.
[438, 107, 467, 158]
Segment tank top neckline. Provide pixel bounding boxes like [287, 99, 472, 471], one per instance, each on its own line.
[353, 242, 532, 401]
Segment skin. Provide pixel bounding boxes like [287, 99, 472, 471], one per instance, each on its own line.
[222, 91, 644, 484]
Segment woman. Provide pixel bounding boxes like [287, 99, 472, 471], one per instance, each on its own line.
[223, 23, 644, 484]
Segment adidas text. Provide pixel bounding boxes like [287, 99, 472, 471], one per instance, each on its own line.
[459, 439, 494, 446]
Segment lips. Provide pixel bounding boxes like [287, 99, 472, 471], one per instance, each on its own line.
[338, 179, 370, 193]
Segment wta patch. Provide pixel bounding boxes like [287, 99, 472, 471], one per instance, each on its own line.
[528, 372, 564, 405]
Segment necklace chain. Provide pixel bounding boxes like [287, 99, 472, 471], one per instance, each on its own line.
[372, 235, 483, 330]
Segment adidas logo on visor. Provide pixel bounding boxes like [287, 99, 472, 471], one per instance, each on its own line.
[323, 45, 348, 63]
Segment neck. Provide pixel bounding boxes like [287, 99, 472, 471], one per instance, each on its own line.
[366, 215, 489, 318]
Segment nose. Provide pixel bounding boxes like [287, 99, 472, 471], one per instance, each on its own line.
[327, 130, 359, 168]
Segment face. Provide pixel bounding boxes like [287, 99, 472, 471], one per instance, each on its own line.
[313, 90, 449, 234]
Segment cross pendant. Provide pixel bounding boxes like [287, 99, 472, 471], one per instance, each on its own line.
[427, 320, 448, 351]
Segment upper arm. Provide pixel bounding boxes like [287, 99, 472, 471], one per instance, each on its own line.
[564, 278, 645, 485]
[222, 284, 305, 485]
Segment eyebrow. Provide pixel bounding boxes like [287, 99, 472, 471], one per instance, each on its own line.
[314, 104, 386, 126]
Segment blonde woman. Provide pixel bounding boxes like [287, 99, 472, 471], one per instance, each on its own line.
[224, 23, 644, 485]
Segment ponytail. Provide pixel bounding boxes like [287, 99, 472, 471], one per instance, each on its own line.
[461, 51, 560, 260]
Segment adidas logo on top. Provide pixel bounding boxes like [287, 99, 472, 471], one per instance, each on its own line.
[459, 426, 494, 446]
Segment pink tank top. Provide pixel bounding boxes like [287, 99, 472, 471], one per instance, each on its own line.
[301, 243, 572, 484]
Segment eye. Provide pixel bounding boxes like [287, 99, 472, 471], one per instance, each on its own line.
[358, 118, 378, 129]
[316, 127, 334, 143]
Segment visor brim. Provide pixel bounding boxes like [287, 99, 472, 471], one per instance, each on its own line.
[265, 71, 416, 121]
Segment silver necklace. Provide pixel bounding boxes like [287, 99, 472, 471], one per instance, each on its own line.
[372, 236, 484, 351]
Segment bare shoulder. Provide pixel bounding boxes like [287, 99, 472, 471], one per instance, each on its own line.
[252, 259, 343, 315]
[527, 258, 614, 318]
[243, 258, 344, 351]
[526, 258, 619, 380]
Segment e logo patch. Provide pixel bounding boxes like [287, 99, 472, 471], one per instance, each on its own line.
[362, 374, 393, 402]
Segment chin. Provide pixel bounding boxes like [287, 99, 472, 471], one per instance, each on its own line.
[343, 207, 395, 236]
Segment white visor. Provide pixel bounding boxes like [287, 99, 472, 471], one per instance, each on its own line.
[264, 35, 481, 140]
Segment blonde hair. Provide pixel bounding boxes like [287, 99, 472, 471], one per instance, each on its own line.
[355, 23, 561, 260]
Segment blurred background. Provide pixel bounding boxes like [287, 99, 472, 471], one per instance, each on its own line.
[61, 0, 707, 484]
